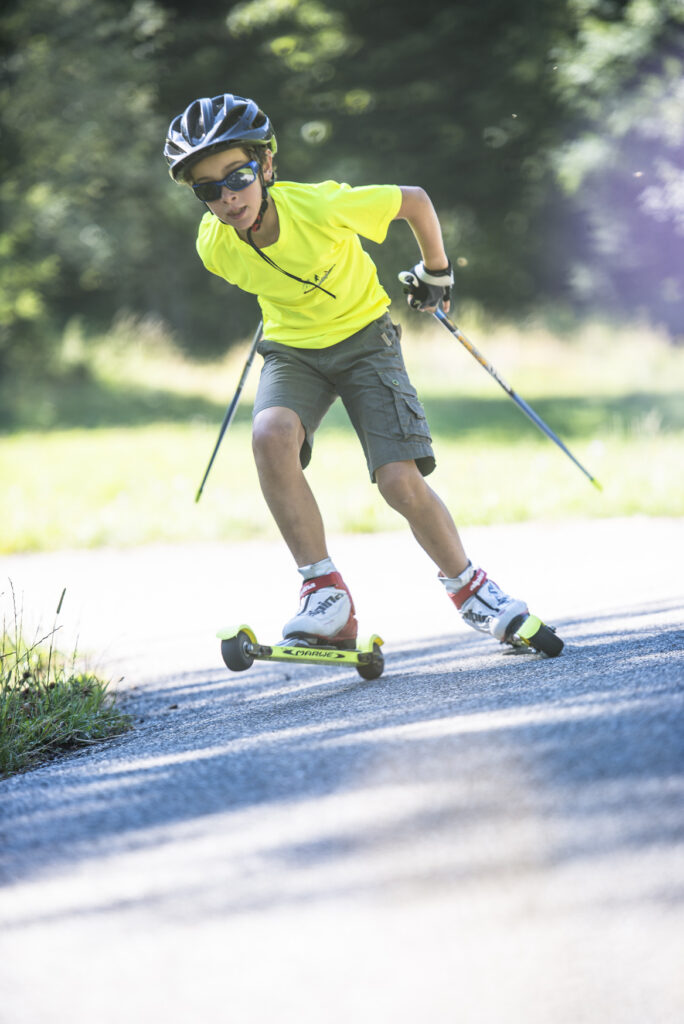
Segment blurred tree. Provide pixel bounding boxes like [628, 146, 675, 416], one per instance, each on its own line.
[2, 0, 682, 382]
[219, 0, 577, 316]
[551, 0, 684, 335]
[2, 0, 579, 367]
[0, 0, 173, 373]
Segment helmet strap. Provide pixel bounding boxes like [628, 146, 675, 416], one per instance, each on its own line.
[250, 184, 269, 232]
[249, 165, 271, 232]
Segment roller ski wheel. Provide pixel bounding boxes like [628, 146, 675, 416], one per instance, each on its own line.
[505, 614, 564, 657]
[355, 641, 384, 681]
[220, 629, 255, 672]
[217, 625, 385, 680]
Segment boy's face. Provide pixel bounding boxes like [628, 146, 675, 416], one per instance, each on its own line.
[189, 145, 273, 228]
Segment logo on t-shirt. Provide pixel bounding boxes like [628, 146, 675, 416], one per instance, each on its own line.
[303, 265, 335, 294]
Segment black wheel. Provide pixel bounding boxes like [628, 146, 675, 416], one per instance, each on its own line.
[357, 643, 384, 680]
[527, 623, 564, 658]
[221, 631, 254, 671]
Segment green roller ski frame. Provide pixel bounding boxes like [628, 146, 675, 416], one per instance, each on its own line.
[217, 625, 386, 680]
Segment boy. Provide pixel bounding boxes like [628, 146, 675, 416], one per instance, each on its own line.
[164, 93, 536, 650]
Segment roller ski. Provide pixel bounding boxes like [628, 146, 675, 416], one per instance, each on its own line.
[217, 571, 385, 680]
[441, 564, 564, 657]
[217, 626, 385, 680]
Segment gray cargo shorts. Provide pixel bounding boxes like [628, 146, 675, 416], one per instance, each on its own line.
[252, 311, 436, 482]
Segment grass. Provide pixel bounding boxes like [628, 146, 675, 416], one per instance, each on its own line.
[0, 585, 132, 778]
[1, 311, 683, 554]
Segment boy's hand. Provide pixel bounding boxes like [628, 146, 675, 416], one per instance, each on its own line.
[398, 260, 453, 313]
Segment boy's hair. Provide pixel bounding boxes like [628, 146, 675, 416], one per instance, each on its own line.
[245, 144, 276, 182]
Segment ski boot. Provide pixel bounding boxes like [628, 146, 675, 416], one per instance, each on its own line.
[280, 571, 359, 649]
[440, 565, 563, 657]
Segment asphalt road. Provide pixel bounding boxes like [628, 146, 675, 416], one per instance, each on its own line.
[1, 518, 683, 1024]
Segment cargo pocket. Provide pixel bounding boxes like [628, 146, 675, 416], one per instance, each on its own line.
[376, 369, 432, 442]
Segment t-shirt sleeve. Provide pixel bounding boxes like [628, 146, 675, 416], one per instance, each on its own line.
[323, 182, 402, 245]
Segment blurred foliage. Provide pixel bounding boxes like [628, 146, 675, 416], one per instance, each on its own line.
[552, 0, 684, 331]
[1, 0, 180, 372]
[1, 0, 683, 379]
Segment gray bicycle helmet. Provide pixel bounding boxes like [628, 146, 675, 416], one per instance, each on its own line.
[164, 93, 277, 182]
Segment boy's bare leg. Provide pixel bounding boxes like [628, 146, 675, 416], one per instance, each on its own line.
[375, 460, 469, 578]
[252, 406, 328, 566]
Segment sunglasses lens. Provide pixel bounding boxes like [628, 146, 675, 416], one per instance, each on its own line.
[192, 161, 259, 202]
[225, 163, 258, 190]
[194, 182, 222, 202]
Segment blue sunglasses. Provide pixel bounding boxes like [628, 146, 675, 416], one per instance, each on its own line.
[192, 159, 259, 202]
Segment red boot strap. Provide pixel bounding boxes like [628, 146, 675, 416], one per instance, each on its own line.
[450, 568, 488, 610]
[300, 571, 348, 598]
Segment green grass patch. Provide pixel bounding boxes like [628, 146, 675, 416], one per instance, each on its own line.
[1, 587, 132, 777]
[1, 313, 683, 553]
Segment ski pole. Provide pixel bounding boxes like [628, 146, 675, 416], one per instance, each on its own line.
[432, 307, 602, 491]
[195, 319, 263, 503]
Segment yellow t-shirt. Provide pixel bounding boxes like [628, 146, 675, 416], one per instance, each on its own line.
[196, 180, 402, 348]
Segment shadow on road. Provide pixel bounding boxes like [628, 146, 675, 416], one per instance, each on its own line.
[1, 599, 682, 926]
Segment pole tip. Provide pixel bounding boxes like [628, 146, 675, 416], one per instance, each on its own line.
[591, 478, 603, 492]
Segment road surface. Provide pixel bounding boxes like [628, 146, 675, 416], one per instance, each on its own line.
[1, 518, 683, 1023]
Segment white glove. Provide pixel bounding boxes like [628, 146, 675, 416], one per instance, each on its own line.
[398, 260, 453, 311]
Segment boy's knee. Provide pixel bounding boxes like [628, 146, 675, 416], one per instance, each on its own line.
[376, 461, 425, 512]
[252, 407, 304, 463]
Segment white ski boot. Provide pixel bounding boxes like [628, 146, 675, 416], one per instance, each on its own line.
[281, 571, 358, 648]
[440, 565, 529, 642]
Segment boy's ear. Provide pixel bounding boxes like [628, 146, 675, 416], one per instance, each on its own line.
[263, 148, 274, 181]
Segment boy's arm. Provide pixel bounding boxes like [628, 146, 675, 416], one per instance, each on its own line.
[394, 186, 452, 314]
